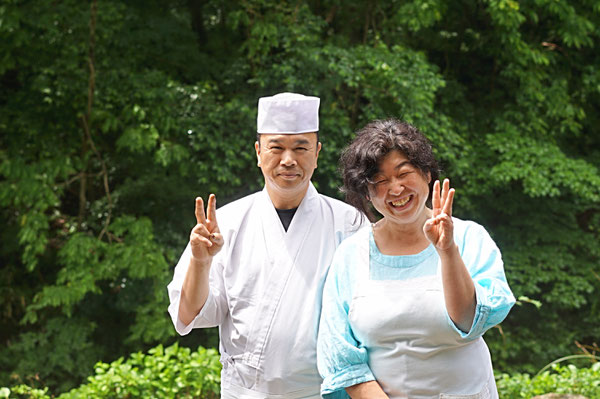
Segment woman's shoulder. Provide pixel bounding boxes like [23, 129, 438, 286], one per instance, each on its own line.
[452, 217, 489, 236]
[452, 217, 498, 251]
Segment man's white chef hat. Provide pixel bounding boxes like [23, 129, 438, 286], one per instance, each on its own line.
[257, 92, 320, 134]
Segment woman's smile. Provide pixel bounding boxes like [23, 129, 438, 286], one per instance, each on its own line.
[390, 194, 413, 208]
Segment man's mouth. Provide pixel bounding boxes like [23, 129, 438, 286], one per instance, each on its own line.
[279, 172, 300, 179]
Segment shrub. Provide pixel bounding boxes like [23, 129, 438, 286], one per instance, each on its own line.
[62, 343, 220, 399]
[3, 351, 598, 399]
[0, 343, 220, 399]
[497, 362, 600, 399]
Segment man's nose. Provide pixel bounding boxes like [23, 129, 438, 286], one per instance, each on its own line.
[280, 150, 297, 166]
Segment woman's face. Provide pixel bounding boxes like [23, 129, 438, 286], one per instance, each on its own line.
[367, 150, 431, 226]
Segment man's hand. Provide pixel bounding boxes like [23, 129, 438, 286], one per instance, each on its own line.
[423, 179, 455, 252]
[190, 194, 224, 263]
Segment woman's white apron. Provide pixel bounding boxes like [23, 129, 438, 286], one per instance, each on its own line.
[347, 231, 498, 399]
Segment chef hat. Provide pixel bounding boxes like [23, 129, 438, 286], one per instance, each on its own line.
[257, 92, 320, 134]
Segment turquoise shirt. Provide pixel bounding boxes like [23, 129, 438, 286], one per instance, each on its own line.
[317, 218, 516, 399]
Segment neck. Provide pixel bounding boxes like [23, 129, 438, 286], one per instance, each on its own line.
[266, 182, 310, 209]
[373, 208, 432, 255]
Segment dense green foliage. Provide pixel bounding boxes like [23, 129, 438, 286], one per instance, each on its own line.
[1, 0, 599, 393]
[1, 343, 220, 398]
[1, 345, 598, 398]
[496, 362, 600, 398]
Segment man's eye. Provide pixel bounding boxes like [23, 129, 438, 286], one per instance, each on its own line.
[270, 146, 283, 150]
[295, 147, 308, 151]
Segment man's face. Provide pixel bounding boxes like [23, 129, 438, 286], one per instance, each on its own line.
[255, 133, 321, 205]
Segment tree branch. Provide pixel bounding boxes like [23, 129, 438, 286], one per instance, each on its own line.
[79, 0, 114, 242]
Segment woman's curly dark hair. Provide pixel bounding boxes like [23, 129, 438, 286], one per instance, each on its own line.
[340, 119, 440, 221]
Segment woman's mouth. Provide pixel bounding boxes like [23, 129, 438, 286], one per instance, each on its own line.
[390, 195, 412, 208]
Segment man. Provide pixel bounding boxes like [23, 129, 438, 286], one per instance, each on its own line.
[167, 92, 366, 398]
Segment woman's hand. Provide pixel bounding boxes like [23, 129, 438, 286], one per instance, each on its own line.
[423, 179, 455, 252]
[424, 179, 476, 331]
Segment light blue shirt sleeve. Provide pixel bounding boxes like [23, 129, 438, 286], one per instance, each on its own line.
[448, 220, 516, 339]
[317, 235, 375, 399]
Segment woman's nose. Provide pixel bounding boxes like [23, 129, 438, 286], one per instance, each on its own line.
[388, 178, 404, 195]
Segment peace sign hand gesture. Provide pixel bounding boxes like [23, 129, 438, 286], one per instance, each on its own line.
[423, 179, 456, 252]
[190, 194, 224, 264]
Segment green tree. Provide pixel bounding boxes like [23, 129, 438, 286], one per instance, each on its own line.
[1, 0, 599, 393]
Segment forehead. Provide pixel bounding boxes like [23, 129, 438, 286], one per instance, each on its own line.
[259, 132, 318, 145]
[376, 150, 410, 172]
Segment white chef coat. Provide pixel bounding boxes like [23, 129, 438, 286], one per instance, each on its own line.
[167, 183, 365, 398]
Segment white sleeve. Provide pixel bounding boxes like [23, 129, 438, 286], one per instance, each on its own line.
[166, 243, 228, 335]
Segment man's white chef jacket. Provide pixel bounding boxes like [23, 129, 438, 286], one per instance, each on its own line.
[167, 183, 365, 398]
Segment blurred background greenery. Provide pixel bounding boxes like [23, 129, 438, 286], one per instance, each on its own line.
[1, 0, 599, 395]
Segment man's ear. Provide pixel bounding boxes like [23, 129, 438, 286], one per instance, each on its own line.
[255, 141, 261, 167]
[315, 142, 322, 168]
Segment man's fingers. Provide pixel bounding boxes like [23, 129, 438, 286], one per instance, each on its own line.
[191, 232, 213, 248]
[209, 232, 224, 246]
[192, 223, 211, 237]
[207, 194, 218, 227]
[195, 197, 207, 225]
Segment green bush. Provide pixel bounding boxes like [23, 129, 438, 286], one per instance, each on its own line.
[0, 343, 220, 399]
[497, 362, 600, 399]
[3, 354, 599, 399]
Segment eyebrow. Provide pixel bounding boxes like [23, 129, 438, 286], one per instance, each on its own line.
[374, 161, 412, 178]
[267, 138, 311, 146]
[395, 161, 411, 170]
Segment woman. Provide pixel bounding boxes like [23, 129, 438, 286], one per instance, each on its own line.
[317, 119, 515, 399]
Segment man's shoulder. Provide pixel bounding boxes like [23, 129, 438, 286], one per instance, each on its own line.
[315, 192, 357, 212]
[215, 191, 262, 228]
[217, 191, 261, 212]
[339, 224, 370, 247]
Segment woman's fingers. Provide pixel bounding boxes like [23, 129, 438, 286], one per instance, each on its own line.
[432, 180, 441, 217]
[443, 188, 455, 217]
[441, 178, 449, 206]
[426, 179, 455, 250]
